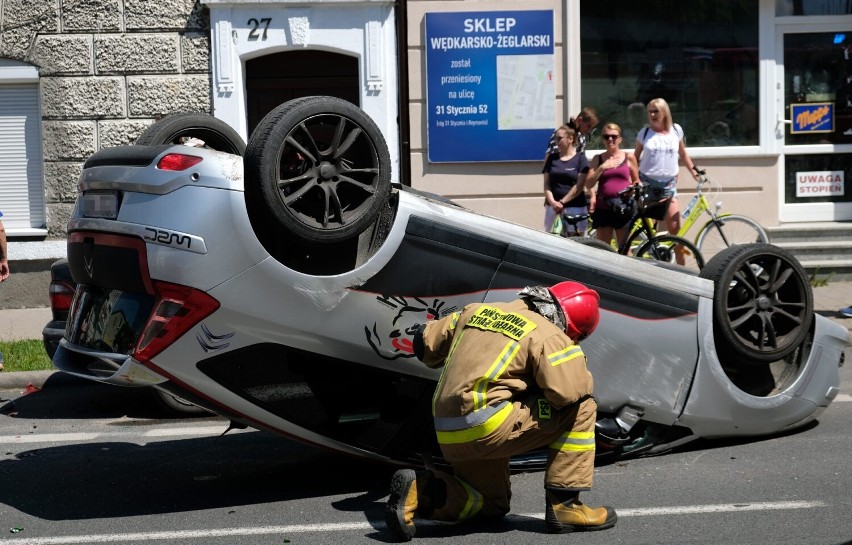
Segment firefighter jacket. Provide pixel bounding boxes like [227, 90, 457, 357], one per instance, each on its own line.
[420, 299, 593, 445]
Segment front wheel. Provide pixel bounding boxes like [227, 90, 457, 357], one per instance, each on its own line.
[622, 222, 649, 254]
[695, 214, 768, 263]
[699, 243, 813, 364]
[635, 234, 705, 272]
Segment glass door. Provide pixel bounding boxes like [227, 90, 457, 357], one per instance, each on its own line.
[776, 24, 852, 222]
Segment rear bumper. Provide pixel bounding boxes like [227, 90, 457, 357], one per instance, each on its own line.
[52, 340, 167, 387]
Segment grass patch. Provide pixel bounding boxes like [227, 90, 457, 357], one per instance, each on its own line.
[0, 339, 54, 372]
[809, 267, 834, 288]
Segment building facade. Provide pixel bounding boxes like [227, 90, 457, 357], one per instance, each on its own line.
[1, 0, 851, 269]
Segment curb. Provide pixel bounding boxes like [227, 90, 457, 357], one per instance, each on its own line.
[0, 370, 62, 390]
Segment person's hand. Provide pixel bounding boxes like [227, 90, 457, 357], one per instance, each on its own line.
[599, 155, 621, 170]
[552, 201, 564, 213]
[0, 259, 9, 282]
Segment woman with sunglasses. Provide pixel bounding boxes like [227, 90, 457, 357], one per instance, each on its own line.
[633, 98, 699, 242]
[543, 125, 590, 236]
[568, 123, 639, 248]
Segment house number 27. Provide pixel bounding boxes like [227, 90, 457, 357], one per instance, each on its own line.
[248, 18, 272, 40]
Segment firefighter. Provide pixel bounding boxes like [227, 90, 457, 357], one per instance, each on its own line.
[385, 281, 616, 541]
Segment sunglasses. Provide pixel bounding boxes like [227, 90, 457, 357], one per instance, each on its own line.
[602, 134, 620, 140]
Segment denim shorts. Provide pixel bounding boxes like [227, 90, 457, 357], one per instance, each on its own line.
[639, 172, 677, 199]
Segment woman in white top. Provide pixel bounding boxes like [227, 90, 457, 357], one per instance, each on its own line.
[633, 97, 699, 239]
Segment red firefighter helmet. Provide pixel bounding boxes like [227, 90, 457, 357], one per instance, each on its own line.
[549, 281, 600, 341]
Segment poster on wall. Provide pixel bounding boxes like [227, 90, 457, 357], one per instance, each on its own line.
[790, 102, 834, 134]
[795, 170, 844, 197]
[425, 10, 555, 162]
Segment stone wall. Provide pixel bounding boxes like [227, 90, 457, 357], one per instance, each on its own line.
[0, 0, 213, 238]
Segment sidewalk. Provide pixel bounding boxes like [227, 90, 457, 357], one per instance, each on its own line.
[0, 307, 51, 342]
[1, 282, 850, 390]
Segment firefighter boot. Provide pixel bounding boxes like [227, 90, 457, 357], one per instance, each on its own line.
[385, 469, 418, 541]
[544, 487, 618, 534]
[386, 468, 446, 541]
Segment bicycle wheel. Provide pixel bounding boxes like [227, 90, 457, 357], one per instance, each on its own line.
[622, 225, 649, 255]
[695, 214, 768, 263]
[636, 234, 705, 272]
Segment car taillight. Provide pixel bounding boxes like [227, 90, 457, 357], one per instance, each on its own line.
[156, 153, 203, 171]
[49, 280, 75, 312]
[133, 280, 219, 363]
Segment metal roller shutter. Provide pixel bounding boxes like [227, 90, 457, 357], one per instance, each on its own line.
[0, 83, 46, 231]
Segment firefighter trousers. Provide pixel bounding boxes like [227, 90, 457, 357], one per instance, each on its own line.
[423, 396, 597, 522]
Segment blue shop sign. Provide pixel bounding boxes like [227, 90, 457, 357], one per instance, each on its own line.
[790, 102, 834, 134]
[425, 10, 555, 162]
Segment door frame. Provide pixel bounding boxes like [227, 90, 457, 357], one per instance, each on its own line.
[775, 19, 852, 222]
[202, 0, 400, 183]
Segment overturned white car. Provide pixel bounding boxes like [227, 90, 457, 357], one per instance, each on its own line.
[53, 97, 847, 465]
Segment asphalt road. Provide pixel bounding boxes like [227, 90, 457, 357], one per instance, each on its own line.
[1, 367, 851, 545]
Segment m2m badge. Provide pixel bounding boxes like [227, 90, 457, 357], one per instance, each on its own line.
[790, 102, 834, 134]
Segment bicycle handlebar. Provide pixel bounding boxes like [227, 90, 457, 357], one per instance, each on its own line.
[616, 184, 659, 204]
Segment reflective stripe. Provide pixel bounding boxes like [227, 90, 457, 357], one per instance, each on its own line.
[472, 340, 519, 411]
[549, 430, 596, 452]
[436, 402, 514, 445]
[456, 478, 485, 520]
[547, 345, 584, 367]
[447, 312, 459, 331]
[434, 400, 510, 432]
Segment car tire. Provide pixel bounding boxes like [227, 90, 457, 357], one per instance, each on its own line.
[573, 238, 616, 252]
[136, 112, 246, 156]
[152, 389, 209, 416]
[699, 243, 813, 364]
[244, 96, 392, 245]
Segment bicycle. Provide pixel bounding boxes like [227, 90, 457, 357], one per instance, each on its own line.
[615, 185, 705, 271]
[677, 169, 768, 262]
[559, 212, 623, 253]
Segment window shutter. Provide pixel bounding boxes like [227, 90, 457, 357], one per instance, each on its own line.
[0, 84, 46, 230]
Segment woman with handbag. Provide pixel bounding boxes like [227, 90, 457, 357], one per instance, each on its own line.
[577, 123, 639, 248]
[543, 125, 590, 236]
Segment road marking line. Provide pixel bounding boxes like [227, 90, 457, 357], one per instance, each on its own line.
[0, 433, 99, 444]
[0, 426, 239, 445]
[615, 500, 826, 516]
[834, 393, 852, 402]
[143, 426, 231, 437]
[0, 501, 826, 544]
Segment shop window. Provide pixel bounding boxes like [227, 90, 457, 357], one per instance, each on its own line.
[776, 0, 852, 16]
[580, 1, 759, 149]
[784, 32, 852, 146]
[785, 153, 852, 204]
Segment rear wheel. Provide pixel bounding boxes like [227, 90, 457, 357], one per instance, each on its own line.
[635, 234, 704, 272]
[244, 96, 392, 245]
[695, 214, 768, 263]
[136, 112, 246, 156]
